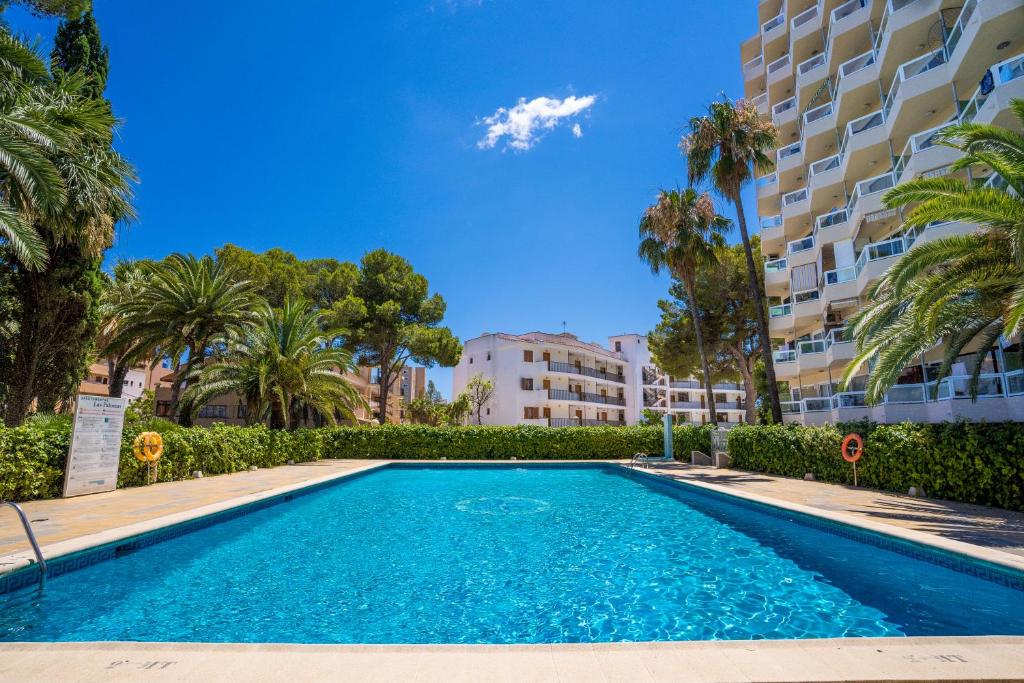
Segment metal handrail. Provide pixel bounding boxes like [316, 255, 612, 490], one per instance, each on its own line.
[2, 501, 47, 588]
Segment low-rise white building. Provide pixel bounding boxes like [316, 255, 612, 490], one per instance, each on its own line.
[452, 331, 748, 426]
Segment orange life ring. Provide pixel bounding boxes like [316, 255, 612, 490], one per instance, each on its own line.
[841, 433, 863, 463]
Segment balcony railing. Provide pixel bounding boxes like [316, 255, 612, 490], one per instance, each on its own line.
[782, 187, 808, 206]
[769, 303, 792, 318]
[777, 140, 801, 161]
[549, 417, 626, 427]
[847, 170, 895, 214]
[793, 288, 820, 304]
[762, 12, 786, 33]
[839, 107, 884, 160]
[773, 97, 798, 120]
[808, 153, 839, 177]
[830, 0, 867, 26]
[825, 327, 850, 346]
[960, 53, 1024, 125]
[788, 235, 814, 254]
[774, 348, 797, 363]
[944, 0, 977, 58]
[802, 101, 833, 128]
[894, 122, 952, 183]
[547, 389, 626, 406]
[743, 54, 764, 73]
[756, 172, 778, 188]
[760, 214, 783, 229]
[815, 208, 848, 233]
[797, 52, 826, 77]
[797, 339, 826, 355]
[751, 92, 769, 113]
[854, 234, 909, 274]
[765, 257, 788, 272]
[882, 49, 947, 121]
[767, 53, 791, 74]
[835, 48, 876, 94]
[791, 3, 819, 29]
[822, 265, 856, 286]
[546, 361, 626, 383]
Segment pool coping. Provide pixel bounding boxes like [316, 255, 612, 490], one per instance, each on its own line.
[2, 458, 1024, 585]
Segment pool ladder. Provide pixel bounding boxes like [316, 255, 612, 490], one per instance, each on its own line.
[2, 501, 47, 589]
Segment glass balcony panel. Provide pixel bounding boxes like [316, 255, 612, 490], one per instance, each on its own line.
[809, 154, 840, 176]
[798, 53, 826, 75]
[793, 289, 820, 304]
[781, 401, 803, 414]
[778, 140, 801, 160]
[803, 101, 832, 125]
[822, 266, 856, 286]
[783, 188, 808, 205]
[756, 172, 778, 188]
[762, 13, 786, 33]
[804, 397, 832, 412]
[773, 97, 798, 118]
[788, 235, 814, 253]
[798, 339, 826, 355]
[815, 208, 848, 231]
[760, 214, 783, 229]
[792, 4, 818, 28]
[765, 257, 788, 272]
[769, 303, 792, 318]
[774, 349, 797, 363]
[767, 54, 791, 74]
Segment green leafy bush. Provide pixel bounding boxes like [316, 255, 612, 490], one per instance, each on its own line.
[728, 421, 1024, 511]
[0, 422, 710, 501]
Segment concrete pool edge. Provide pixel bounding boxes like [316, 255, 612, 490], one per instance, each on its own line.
[1, 636, 1023, 681]
[3, 458, 1024, 585]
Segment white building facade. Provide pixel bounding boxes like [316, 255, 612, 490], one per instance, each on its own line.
[452, 331, 748, 426]
[742, 0, 1024, 424]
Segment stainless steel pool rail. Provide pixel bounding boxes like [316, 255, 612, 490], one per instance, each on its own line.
[2, 501, 47, 589]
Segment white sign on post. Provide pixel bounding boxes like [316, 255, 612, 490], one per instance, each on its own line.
[63, 395, 128, 497]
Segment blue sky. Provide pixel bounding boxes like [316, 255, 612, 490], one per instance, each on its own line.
[8, 0, 758, 397]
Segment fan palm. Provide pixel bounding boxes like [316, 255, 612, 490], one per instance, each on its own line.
[183, 297, 366, 429]
[682, 97, 782, 423]
[106, 253, 260, 425]
[638, 188, 730, 425]
[842, 98, 1024, 403]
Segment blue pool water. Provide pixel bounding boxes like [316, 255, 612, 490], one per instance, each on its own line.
[2, 464, 1023, 643]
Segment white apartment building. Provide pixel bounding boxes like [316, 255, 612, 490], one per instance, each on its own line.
[451, 331, 748, 426]
[742, 0, 1024, 424]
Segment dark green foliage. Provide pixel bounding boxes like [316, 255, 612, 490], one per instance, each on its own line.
[728, 421, 1024, 511]
[0, 423, 712, 501]
[51, 10, 108, 98]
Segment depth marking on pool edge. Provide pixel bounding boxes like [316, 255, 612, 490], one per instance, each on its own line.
[105, 660, 177, 671]
[903, 653, 969, 664]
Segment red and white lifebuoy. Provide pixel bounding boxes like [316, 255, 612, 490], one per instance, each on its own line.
[841, 433, 863, 463]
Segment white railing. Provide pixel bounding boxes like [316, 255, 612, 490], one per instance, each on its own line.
[761, 214, 783, 229]
[767, 53, 791, 74]
[815, 208, 849, 233]
[832, 391, 866, 409]
[839, 107, 884, 160]
[847, 170, 895, 215]
[882, 49, 947, 121]
[777, 140, 801, 162]
[797, 52, 826, 76]
[762, 12, 786, 33]
[959, 52, 1024, 124]
[788, 235, 814, 254]
[809, 153, 840, 177]
[803, 101, 833, 127]
[893, 122, 953, 183]
[769, 303, 792, 318]
[793, 288, 820, 304]
[756, 172, 778, 189]
[782, 187, 808, 206]
[854, 233, 909, 275]
[773, 96, 798, 119]
[824, 328, 850, 346]
[822, 265, 856, 286]
[835, 49, 876, 94]
[774, 348, 797, 363]
[944, 0, 977, 58]
[751, 92, 769, 109]
[1006, 369, 1024, 396]
[797, 339, 826, 355]
[765, 257, 788, 272]
[804, 397, 833, 412]
[827, 0, 868, 49]
[743, 54, 764, 73]
[792, 3, 819, 30]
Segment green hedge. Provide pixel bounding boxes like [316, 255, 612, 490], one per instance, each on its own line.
[0, 422, 711, 501]
[728, 421, 1024, 511]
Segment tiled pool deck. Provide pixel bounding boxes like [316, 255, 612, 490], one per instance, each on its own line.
[2, 459, 1024, 682]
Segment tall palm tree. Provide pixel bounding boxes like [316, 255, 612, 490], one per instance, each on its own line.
[638, 188, 730, 425]
[843, 99, 1024, 402]
[107, 254, 259, 426]
[183, 297, 366, 429]
[96, 260, 151, 398]
[683, 97, 782, 423]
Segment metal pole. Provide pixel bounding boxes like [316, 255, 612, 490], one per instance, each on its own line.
[2, 501, 47, 588]
[663, 413, 673, 460]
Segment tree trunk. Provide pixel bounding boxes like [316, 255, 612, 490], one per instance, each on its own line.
[269, 396, 287, 430]
[107, 358, 129, 399]
[3, 270, 43, 427]
[732, 190, 783, 423]
[685, 279, 718, 427]
[730, 346, 758, 424]
[173, 345, 197, 427]
[376, 362, 395, 425]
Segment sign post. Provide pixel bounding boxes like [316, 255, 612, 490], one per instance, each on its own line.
[63, 396, 128, 497]
[663, 413, 673, 460]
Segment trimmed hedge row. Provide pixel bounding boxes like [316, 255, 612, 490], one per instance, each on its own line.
[0, 422, 712, 501]
[728, 421, 1024, 511]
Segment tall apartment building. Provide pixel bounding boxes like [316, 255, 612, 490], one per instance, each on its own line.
[742, 0, 1024, 424]
[451, 331, 748, 426]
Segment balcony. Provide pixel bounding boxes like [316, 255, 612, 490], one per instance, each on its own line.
[547, 389, 626, 406]
[767, 53, 792, 87]
[760, 213, 784, 245]
[743, 53, 764, 80]
[833, 49, 877, 112]
[772, 96, 798, 126]
[787, 234, 815, 267]
[549, 418, 626, 427]
[813, 207, 852, 244]
[546, 361, 625, 384]
[881, 48, 947, 125]
[826, 0, 870, 58]
[847, 170, 896, 228]
[751, 92, 769, 116]
[959, 53, 1024, 127]
[781, 186, 809, 223]
[893, 123, 960, 185]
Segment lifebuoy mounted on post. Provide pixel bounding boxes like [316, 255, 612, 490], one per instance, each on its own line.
[841, 433, 863, 486]
[133, 432, 164, 484]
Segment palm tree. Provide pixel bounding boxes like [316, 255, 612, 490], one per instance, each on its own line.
[183, 297, 366, 429]
[683, 97, 783, 423]
[638, 188, 730, 425]
[107, 254, 259, 426]
[96, 260, 151, 398]
[842, 99, 1024, 402]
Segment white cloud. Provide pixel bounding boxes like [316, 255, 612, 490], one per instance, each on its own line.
[477, 94, 596, 151]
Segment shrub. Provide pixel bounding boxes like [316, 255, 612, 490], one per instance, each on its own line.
[0, 422, 711, 501]
[728, 421, 1024, 511]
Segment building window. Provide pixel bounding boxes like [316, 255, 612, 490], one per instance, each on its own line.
[486, 352, 491, 360]
[523, 350, 534, 362]
[198, 404, 227, 419]
[614, 341, 622, 352]
[520, 377, 534, 390]
[469, 357, 473, 364]
[523, 406, 539, 419]
[486, 408, 490, 415]
[155, 401, 172, 417]
[237, 405, 247, 419]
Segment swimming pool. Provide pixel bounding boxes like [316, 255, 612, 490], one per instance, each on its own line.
[1, 463, 1023, 643]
